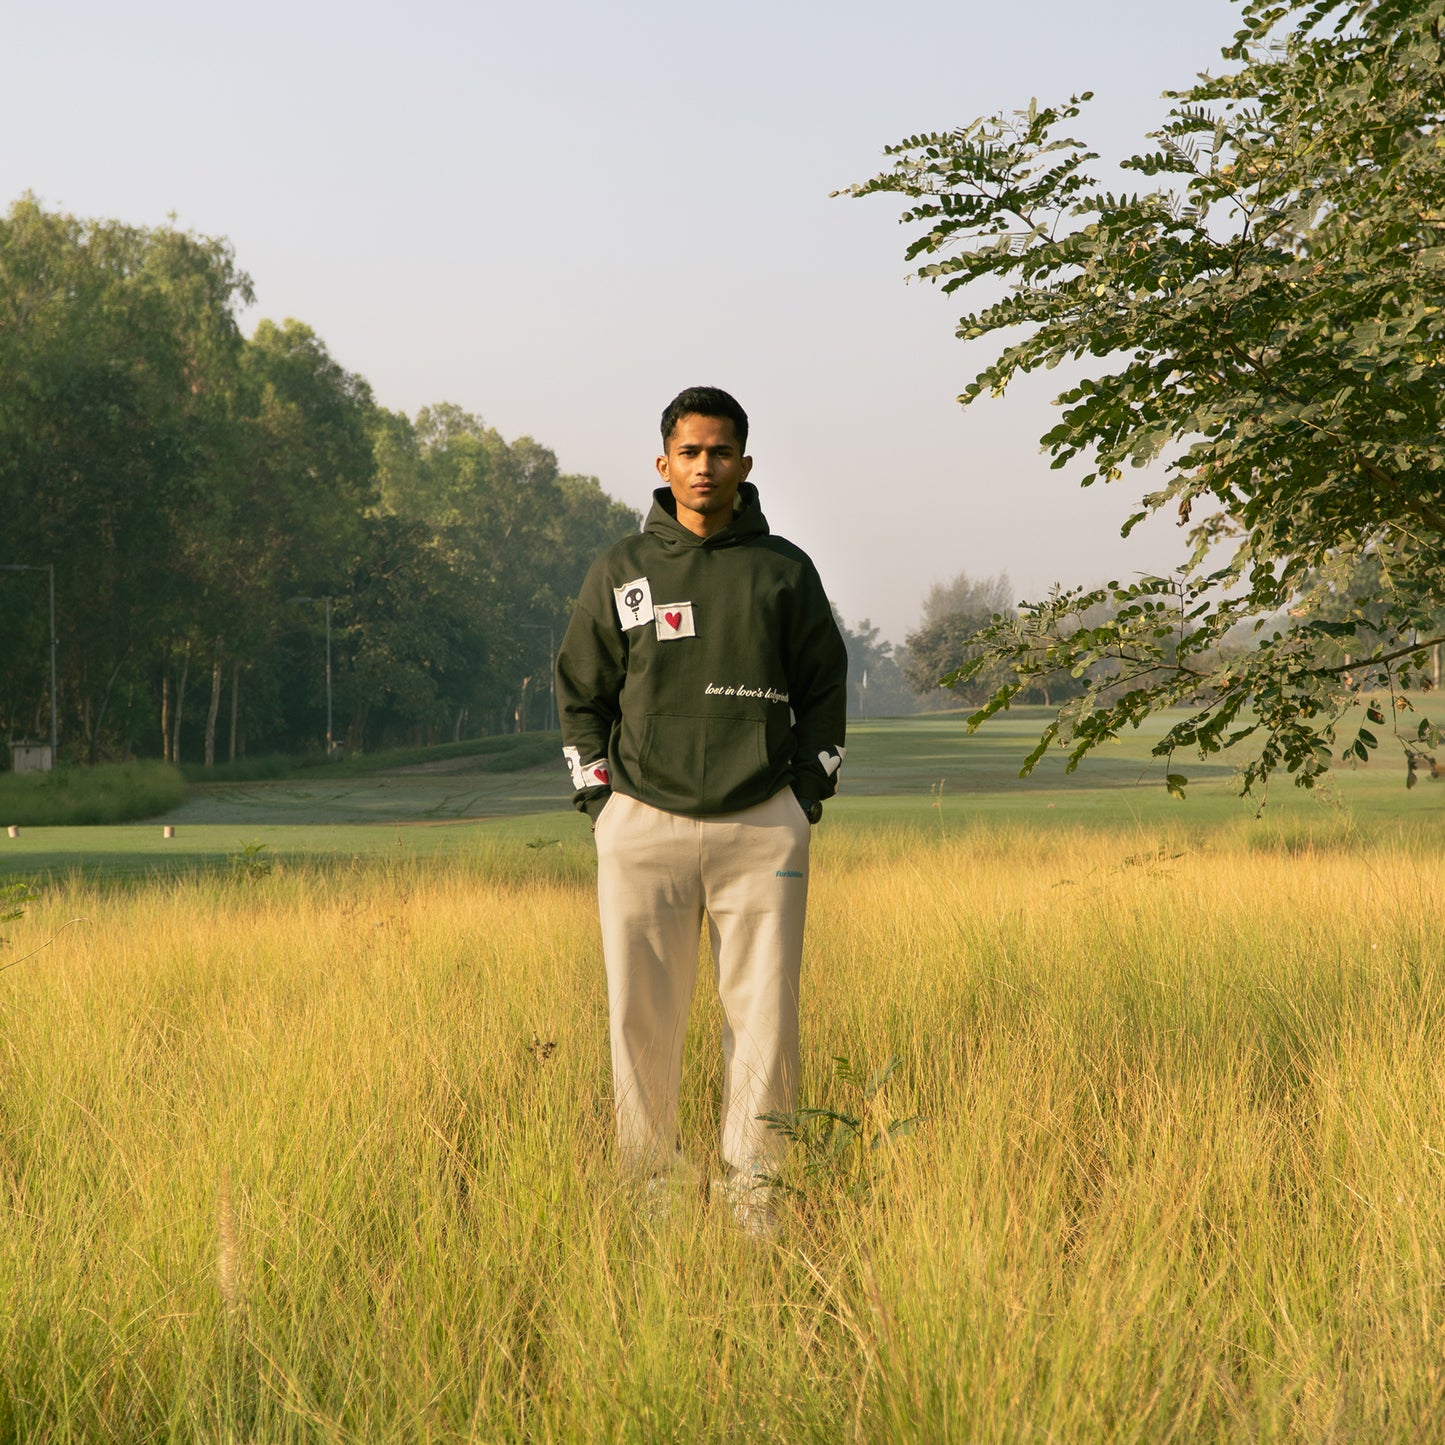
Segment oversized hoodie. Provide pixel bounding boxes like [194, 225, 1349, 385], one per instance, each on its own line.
[555, 482, 848, 819]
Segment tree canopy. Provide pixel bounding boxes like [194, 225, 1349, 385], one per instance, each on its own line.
[0, 197, 639, 765]
[846, 0, 1445, 797]
[833, 613, 917, 717]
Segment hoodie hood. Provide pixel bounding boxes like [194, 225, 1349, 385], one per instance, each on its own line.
[643, 481, 770, 549]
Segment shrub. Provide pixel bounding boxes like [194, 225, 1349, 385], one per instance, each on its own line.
[0, 762, 187, 826]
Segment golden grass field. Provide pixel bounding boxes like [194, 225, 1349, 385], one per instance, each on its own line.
[3, 808, 1445, 1441]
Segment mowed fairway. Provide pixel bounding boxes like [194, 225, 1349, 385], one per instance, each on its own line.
[3, 713, 1445, 1440]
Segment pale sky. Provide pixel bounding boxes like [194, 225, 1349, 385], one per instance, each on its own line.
[6, 0, 1243, 643]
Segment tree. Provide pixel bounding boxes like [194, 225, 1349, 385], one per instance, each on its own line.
[845, 0, 1445, 797]
[373, 404, 640, 738]
[0, 197, 254, 762]
[330, 514, 482, 749]
[163, 318, 380, 764]
[902, 573, 1016, 706]
[1288, 548, 1445, 773]
[833, 613, 916, 716]
[918, 573, 1014, 631]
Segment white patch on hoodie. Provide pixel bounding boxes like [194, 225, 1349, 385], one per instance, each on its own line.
[613, 577, 653, 631]
[653, 601, 696, 640]
[563, 745, 610, 789]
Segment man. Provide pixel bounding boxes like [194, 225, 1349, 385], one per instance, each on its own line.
[555, 385, 848, 1234]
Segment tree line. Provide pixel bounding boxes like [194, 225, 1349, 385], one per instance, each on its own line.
[13, 181, 1430, 775]
[0, 197, 640, 765]
[900, 561, 1443, 725]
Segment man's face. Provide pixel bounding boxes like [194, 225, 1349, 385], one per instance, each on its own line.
[656, 413, 752, 539]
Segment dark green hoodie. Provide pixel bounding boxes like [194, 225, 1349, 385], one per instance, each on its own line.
[555, 482, 847, 819]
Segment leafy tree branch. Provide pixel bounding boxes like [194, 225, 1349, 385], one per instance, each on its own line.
[844, 0, 1445, 796]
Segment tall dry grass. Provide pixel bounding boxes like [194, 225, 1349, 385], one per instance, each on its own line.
[2, 820, 1444, 1441]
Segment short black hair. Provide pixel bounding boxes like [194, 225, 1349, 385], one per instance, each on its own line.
[660, 386, 749, 452]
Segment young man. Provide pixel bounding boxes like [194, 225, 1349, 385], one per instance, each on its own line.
[555, 386, 848, 1233]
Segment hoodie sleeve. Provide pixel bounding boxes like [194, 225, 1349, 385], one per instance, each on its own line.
[786, 561, 849, 807]
[555, 559, 625, 819]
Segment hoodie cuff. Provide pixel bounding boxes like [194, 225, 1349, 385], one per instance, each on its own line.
[790, 785, 823, 824]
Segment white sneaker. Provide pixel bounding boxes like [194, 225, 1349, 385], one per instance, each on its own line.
[643, 1174, 674, 1223]
[713, 1172, 779, 1241]
[641, 1166, 697, 1224]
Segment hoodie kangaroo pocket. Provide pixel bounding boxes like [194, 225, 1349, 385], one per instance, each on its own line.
[639, 712, 767, 813]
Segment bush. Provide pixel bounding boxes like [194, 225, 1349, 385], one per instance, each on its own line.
[0, 762, 187, 826]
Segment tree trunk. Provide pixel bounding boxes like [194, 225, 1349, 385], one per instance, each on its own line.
[171, 641, 191, 765]
[204, 639, 223, 768]
[89, 652, 129, 765]
[347, 700, 369, 756]
[161, 663, 171, 764]
[452, 706, 465, 743]
[229, 662, 240, 763]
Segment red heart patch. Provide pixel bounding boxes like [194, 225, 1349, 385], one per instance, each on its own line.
[664, 611, 682, 630]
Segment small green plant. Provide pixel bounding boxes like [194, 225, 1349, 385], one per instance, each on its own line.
[1, 880, 37, 943]
[761, 1053, 920, 1200]
[228, 841, 274, 881]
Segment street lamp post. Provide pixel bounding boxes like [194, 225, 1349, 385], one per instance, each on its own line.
[288, 595, 333, 754]
[1, 563, 57, 765]
[520, 622, 557, 731]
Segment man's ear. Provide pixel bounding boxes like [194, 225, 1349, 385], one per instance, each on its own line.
[655, 453, 670, 483]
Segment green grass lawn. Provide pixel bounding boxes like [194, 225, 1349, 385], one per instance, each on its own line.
[3, 710, 1439, 883]
[841, 708, 1444, 826]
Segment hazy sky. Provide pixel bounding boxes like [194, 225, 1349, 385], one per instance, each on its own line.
[6, 0, 1244, 642]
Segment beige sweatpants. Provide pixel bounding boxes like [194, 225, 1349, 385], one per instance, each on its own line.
[594, 787, 811, 1179]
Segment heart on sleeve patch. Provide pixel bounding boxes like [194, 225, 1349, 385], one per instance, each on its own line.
[653, 601, 696, 640]
[564, 747, 611, 789]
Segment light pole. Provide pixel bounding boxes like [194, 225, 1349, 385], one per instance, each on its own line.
[2, 563, 57, 765]
[288, 595, 333, 754]
[520, 622, 557, 730]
